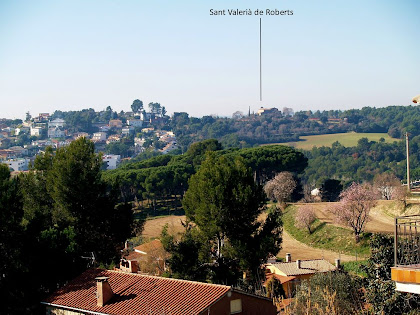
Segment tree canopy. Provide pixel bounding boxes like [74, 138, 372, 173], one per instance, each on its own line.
[2, 137, 141, 313]
[131, 99, 143, 113]
[165, 153, 283, 285]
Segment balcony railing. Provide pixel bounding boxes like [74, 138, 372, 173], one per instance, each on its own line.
[395, 215, 420, 267]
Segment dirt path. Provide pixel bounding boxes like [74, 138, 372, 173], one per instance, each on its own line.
[142, 215, 356, 263]
[296, 201, 395, 234]
[278, 231, 356, 263]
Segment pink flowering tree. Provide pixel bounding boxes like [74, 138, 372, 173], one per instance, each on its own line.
[332, 182, 377, 243]
[295, 206, 316, 234]
[264, 172, 297, 209]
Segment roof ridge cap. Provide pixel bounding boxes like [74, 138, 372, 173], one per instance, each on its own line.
[106, 270, 231, 289]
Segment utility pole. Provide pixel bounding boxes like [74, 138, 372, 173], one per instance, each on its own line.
[406, 132, 410, 192]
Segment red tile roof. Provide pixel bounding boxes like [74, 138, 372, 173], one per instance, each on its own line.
[271, 274, 297, 284]
[43, 268, 231, 315]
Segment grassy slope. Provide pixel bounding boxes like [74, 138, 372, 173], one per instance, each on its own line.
[283, 206, 370, 257]
[341, 260, 368, 277]
[274, 132, 398, 150]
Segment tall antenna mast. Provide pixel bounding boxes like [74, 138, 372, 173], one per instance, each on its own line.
[406, 132, 410, 192]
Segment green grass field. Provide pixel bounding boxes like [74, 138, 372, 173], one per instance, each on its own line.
[276, 132, 399, 150]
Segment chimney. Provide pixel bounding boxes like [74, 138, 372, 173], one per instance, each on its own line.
[335, 259, 341, 269]
[96, 277, 113, 307]
[296, 259, 301, 269]
[285, 253, 291, 263]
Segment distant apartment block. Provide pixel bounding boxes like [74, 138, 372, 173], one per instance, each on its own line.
[5, 158, 30, 171]
[8, 146, 28, 157]
[31, 139, 53, 148]
[48, 127, 65, 138]
[140, 112, 152, 121]
[48, 118, 65, 129]
[102, 154, 121, 170]
[15, 126, 30, 135]
[33, 113, 51, 123]
[30, 126, 43, 137]
[126, 119, 143, 128]
[92, 132, 107, 142]
[121, 126, 135, 136]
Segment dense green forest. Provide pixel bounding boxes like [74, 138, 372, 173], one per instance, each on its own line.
[102, 140, 308, 212]
[169, 106, 420, 150]
[302, 136, 420, 186]
[0, 138, 139, 314]
[105, 135, 419, 211]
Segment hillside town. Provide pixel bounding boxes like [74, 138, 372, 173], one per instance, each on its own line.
[0, 105, 178, 172]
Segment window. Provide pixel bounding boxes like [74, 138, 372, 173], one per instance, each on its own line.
[230, 299, 242, 314]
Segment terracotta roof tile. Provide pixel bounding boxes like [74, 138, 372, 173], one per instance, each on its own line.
[43, 268, 231, 315]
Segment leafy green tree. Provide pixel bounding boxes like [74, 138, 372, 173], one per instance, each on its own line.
[105, 141, 133, 158]
[291, 271, 364, 315]
[148, 102, 161, 115]
[185, 139, 223, 168]
[161, 223, 209, 282]
[16, 138, 142, 312]
[363, 234, 420, 314]
[161, 106, 167, 117]
[320, 179, 343, 202]
[182, 153, 283, 283]
[0, 164, 25, 313]
[45, 137, 138, 261]
[131, 99, 143, 113]
[225, 145, 308, 183]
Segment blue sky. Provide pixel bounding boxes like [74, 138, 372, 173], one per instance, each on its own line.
[0, 0, 419, 119]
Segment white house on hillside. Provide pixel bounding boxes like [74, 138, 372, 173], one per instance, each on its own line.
[102, 155, 121, 170]
[92, 132, 107, 142]
[5, 158, 30, 171]
[127, 119, 143, 128]
[48, 118, 65, 129]
[30, 126, 43, 137]
[48, 127, 65, 138]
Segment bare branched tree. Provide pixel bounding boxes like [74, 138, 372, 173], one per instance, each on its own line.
[373, 173, 401, 200]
